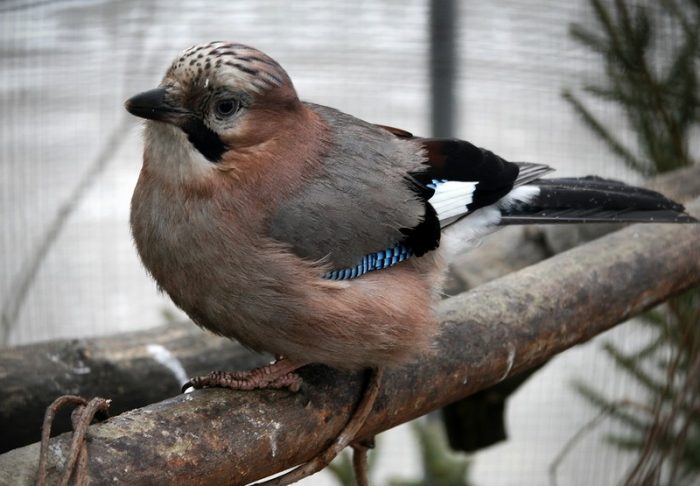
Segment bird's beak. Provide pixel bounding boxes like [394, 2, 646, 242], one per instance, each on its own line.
[125, 88, 184, 123]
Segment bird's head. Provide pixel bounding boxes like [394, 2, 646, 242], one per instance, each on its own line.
[125, 42, 303, 175]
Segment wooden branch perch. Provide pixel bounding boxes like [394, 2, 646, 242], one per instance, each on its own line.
[2, 165, 698, 456]
[1, 198, 698, 485]
[0, 322, 269, 454]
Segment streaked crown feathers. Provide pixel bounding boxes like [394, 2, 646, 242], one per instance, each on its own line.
[166, 41, 293, 95]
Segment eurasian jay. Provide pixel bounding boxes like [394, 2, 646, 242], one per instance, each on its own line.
[125, 41, 695, 485]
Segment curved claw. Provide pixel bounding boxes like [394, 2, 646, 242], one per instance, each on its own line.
[180, 360, 308, 394]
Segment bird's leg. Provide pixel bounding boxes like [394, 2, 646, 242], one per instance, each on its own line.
[256, 367, 384, 486]
[182, 357, 308, 393]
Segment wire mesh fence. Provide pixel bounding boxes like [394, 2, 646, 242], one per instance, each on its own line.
[0, 1, 687, 484]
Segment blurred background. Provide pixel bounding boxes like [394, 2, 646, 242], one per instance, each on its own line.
[1, 0, 698, 485]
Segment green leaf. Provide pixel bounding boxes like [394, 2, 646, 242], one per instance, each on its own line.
[607, 434, 646, 451]
[602, 343, 668, 396]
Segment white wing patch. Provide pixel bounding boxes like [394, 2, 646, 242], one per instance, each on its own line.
[441, 206, 502, 256]
[437, 184, 541, 258]
[428, 180, 478, 222]
[498, 185, 541, 210]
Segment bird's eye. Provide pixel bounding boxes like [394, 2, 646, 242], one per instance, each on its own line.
[215, 99, 238, 117]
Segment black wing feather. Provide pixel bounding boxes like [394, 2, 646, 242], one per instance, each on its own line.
[501, 176, 697, 223]
[394, 136, 521, 255]
[409, 138, 520, 210]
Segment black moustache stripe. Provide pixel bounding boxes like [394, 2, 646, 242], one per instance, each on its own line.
[181, 118, 228, 163]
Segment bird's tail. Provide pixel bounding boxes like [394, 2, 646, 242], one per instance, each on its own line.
[499, 175, 697, 225]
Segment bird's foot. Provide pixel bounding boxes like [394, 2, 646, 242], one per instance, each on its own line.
[182, 358, 307, 393]
[255, 367, 384, 486]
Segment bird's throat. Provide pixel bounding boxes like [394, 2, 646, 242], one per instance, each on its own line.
[143, 121, 220, 187]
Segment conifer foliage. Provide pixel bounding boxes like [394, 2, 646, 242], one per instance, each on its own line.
[565, 1, 700, 484]
[563, 0, 699, 175]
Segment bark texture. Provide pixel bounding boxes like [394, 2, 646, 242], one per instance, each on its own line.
[0, 199, 697, 485]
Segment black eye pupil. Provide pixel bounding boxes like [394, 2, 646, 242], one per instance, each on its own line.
[216, 100, 236, 116]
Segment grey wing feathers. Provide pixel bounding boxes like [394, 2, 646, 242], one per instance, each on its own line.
[267, 104, 427, 269]
[513, 162, 554, 186]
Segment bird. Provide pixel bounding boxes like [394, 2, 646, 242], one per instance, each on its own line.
[125, 41, 696, 485]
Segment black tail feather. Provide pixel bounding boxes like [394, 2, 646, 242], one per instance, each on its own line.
[501, 176, 697, 224]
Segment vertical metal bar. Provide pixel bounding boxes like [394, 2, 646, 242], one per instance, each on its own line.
[430, 0, 457, 137]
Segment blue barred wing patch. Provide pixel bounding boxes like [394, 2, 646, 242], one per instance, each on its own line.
[426, 178, 448, 189]
[323, 243, 413, 280]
